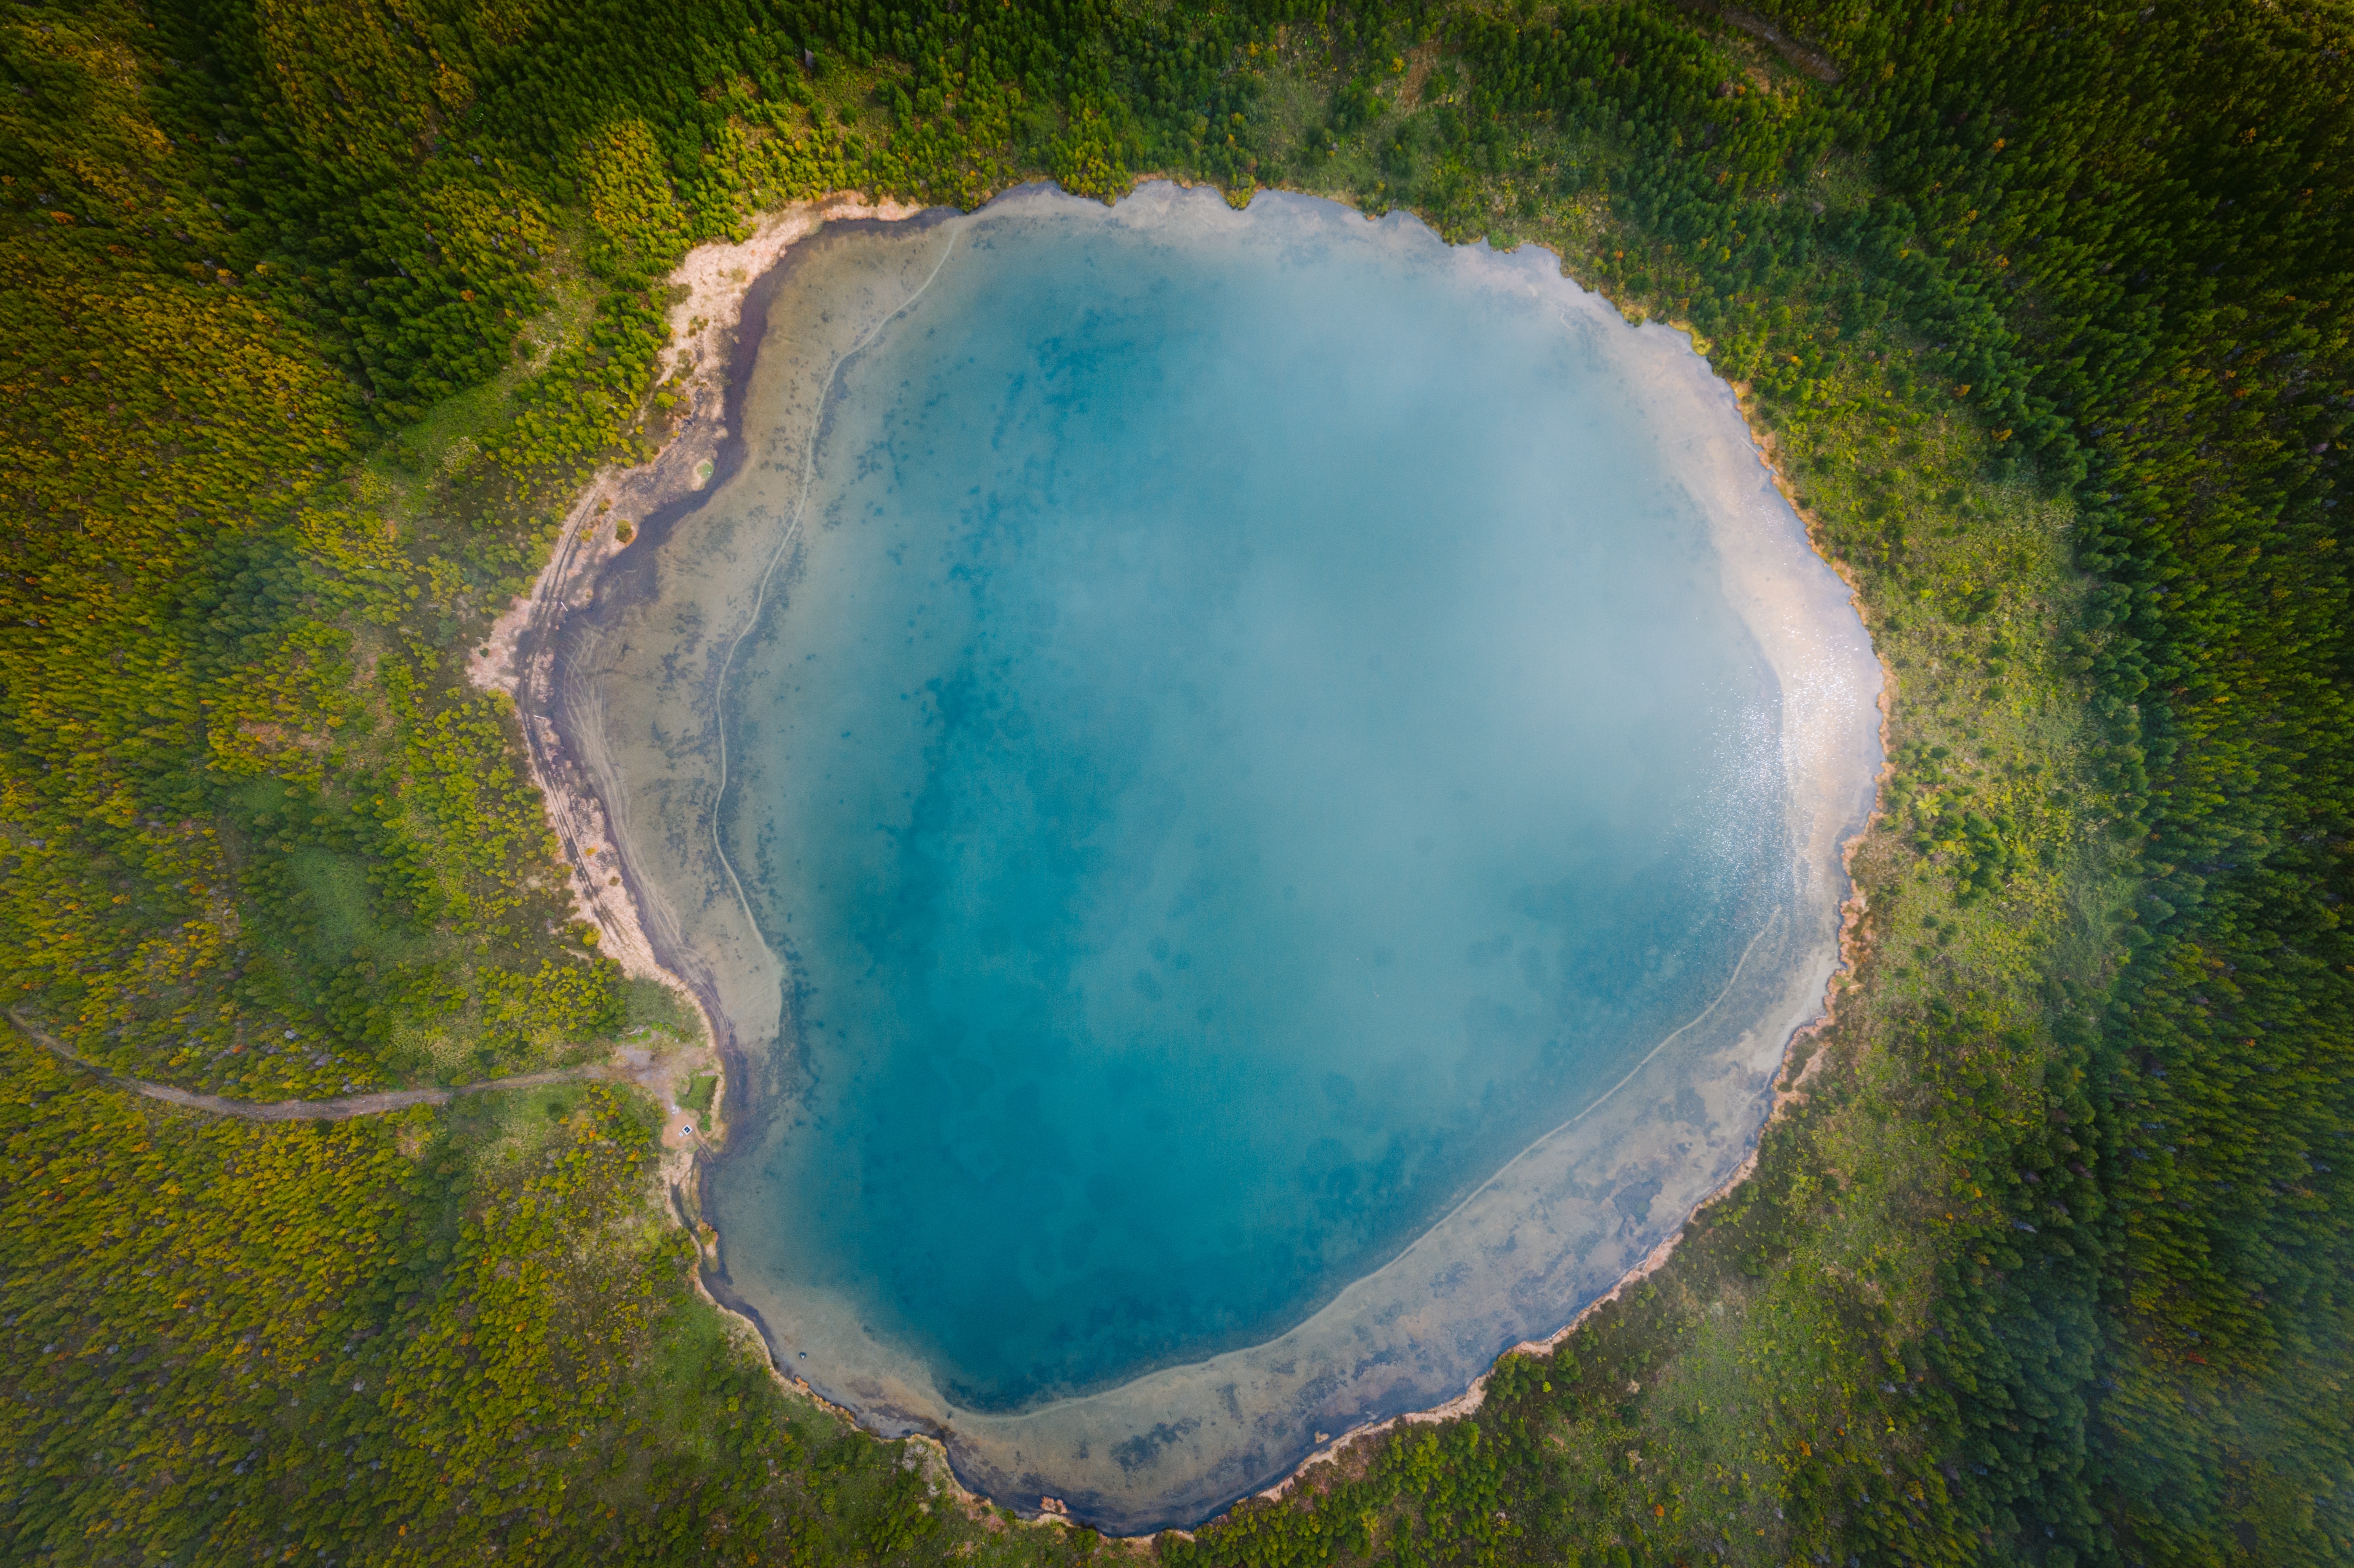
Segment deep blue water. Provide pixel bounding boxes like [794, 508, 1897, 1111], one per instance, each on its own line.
[716, 196, 1783, 1412]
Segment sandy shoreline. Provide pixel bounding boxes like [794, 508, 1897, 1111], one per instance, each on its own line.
[469, 193, 932, 1244]
[480, 177, 1888, 1538]
[472, 192, 925, 981]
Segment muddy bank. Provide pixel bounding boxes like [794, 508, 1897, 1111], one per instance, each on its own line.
[490, 182, 1884, 1537]
[475, 194, 932, 1004]
[478, 196, 946, 1368]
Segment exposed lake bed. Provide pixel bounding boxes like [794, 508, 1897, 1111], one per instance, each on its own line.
[544, 182, 1882, 1532]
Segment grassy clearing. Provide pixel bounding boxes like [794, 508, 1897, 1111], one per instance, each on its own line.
[624, 975, 705, 1041]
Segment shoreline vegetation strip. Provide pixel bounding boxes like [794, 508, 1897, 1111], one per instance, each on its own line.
[2, 0, 2344, 1564]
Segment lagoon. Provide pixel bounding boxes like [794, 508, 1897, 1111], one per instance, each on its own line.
[560, 184, 1880, 1530]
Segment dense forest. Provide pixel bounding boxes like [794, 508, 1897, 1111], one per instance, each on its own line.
[3, 0, 2344, 1564]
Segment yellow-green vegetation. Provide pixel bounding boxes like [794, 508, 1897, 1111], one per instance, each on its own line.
[2, 1027, 1029, 1564]
[681, 1071, 720, 1132]
[2, 0, 2344, 1564]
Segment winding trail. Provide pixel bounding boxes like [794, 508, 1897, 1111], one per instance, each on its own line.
[10, 1011, 625, 1123]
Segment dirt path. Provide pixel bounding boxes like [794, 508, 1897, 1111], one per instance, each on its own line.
[11, 1011, 625, 1122]
[1673, 0, 1842, 80]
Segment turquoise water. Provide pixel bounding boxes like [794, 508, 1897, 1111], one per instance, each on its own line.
[711, 193, 1787, 1414]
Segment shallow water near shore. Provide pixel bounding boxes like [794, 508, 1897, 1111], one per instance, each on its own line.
[558, 183, 1880, 1530]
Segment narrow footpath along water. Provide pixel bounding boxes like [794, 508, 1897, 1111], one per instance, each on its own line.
[560, 183, 1881, 1530]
